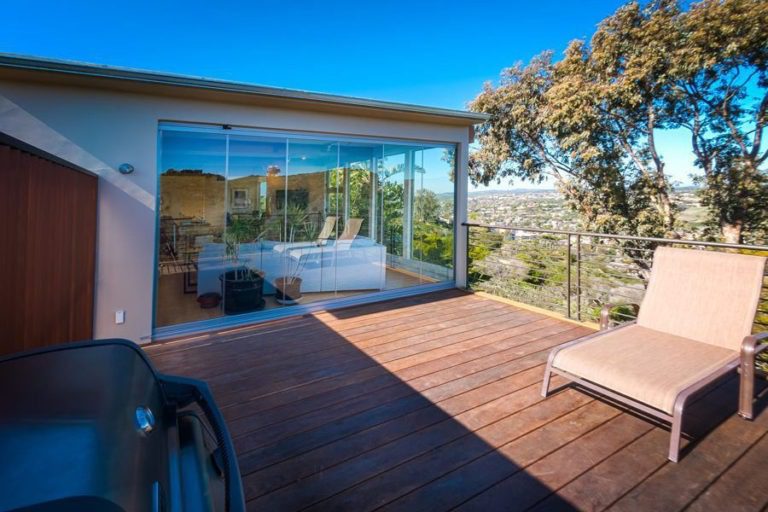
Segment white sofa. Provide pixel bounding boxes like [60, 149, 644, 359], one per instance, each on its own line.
[196, 237, 386, 297]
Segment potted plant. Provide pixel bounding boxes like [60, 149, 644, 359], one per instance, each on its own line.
[273, 206, 317, 305]
[220, 216, 267, 315]
[274, 273, 303, 305]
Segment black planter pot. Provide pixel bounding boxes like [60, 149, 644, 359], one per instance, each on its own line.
[219, 268, 265, 315]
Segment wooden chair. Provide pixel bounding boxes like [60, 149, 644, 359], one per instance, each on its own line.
[158, 242, 198, 294]
[541, 246, 767, 462]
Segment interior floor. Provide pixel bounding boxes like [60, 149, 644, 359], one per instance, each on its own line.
[155, 267, 436, 328]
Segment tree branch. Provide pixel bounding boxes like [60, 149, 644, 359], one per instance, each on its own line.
[722, 97, 750, 156]
[751, 91, 767, 160]
[646, 102, 665, 175]
[689, 105, 714, 175]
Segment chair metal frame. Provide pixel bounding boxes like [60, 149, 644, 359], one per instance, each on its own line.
[739, 332, 768, 420]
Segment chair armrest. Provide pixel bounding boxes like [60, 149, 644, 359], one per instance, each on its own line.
[742, 332, 768, 356]
[599, 303, 615, 331]
[742, 332, 768, 366]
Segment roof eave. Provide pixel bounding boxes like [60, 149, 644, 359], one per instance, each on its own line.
[0, 54, 489, 125]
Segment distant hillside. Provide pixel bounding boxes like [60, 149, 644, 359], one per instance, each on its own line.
[468, 185, 700, 198]
[468, 188, 557, 197]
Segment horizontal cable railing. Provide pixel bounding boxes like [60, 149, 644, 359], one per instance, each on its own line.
[464, 222, 768, 332]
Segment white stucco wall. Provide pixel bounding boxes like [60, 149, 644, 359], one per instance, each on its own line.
[0, 78, 470, 344]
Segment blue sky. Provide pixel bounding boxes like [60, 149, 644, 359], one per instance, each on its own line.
[1, 0, 698, 188]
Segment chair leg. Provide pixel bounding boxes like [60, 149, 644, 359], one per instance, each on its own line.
[541, 365, 552, 398]
[668, 400, 685, 463]
[739, 350, 756, 420]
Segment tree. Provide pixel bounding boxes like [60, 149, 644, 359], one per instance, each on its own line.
[470, 48, 676, 241]
[414, 189, 441, 224]
[471, 0, 768, 244]
[553, 0, 682, 236]
[670, 0, 768, 243]
[380, 181, 404, 255]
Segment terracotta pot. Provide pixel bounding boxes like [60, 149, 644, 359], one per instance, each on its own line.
[274, 276, 303, 305]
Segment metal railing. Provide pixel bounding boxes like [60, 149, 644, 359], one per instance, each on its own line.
[464, 222, 768, 331]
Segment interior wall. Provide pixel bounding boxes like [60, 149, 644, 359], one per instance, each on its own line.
[0, 78, 470, 344]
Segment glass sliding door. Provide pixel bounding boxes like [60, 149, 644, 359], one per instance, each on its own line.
[414, 145, 455, 282]
[381, 144, 421, 287]
[226, 135, 287, 311]
[379, 143, 456, 288]
[380, 146, 406, 265]
[156, 130, 228, 327]
[156, 124, 457, 331]
[280, 139, 339, 304]
[336, 142, 385, 298]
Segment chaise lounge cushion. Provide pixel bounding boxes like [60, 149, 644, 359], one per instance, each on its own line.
[552, 325, 738, 414]
[636, 247, 766, 350]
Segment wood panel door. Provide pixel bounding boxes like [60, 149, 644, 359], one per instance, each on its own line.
[0, 142, 98, 355]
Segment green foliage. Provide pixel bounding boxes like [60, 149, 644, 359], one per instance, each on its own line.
[347, 168, 372, 221]
[227, 215, 265, 243]
[467, 227, 505, 283]
[414, 189, 441, 224]
[516, 237, 567, 288]
[470, 0, 768, 244]
[282, 204, 315, 242]
[674, 0, 768, 243]
[224, 214, 267, 263]
[381, 181, 404, 255]
[414, 223, 453, 268]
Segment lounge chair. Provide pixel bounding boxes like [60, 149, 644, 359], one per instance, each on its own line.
[339, 217, 363, 241]
[317, 215, 337, 245]
[541, 246, 767, 462]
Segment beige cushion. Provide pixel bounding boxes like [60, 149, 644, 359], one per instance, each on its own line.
[552, 325, 738, 414]
[317, 216, 337, 241]
[637, 247, 766, 350]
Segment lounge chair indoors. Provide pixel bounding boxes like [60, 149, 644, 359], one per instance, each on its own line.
[541, 246, 767, 462]
[338, 217, 363, 241]
[316, 215, 337, 245]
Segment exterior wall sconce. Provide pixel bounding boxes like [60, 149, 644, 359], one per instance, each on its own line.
[118, 163, 135, 175]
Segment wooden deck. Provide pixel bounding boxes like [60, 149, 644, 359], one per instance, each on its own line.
[146, 290, 768, 511]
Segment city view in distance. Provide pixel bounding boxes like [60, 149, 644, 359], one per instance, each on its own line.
[461, 185, 760, 334]
[467, 186, 707, 237]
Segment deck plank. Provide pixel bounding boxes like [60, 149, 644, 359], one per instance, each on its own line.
[219, 317, 565, 422]
[145, 290, 768, 512]
[454, 413, 653, 511]
[216, 321, 572, 418]
[608, 413, 768, 511]
[380, 399, 620, 512]
[686, 431, 768, 512]
[228, 325, 584, 436]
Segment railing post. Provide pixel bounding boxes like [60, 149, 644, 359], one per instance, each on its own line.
[465, 223, 471, 290]
[566, 234, 572, 319]
[576, 234, 582, 322]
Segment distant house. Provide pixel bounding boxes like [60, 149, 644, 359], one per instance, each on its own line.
[0, 54, 485, 347]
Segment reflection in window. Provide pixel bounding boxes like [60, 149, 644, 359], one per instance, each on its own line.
[155, 126, 456, 329]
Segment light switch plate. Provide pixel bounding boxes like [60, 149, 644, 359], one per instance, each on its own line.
[115, 310, 125, 324]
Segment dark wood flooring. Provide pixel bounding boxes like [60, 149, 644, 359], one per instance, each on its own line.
[145, 289, 768, 511]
